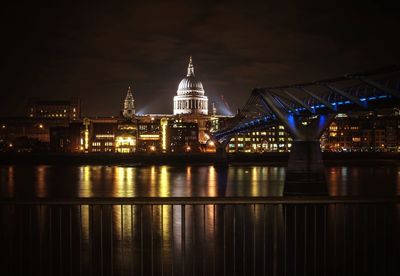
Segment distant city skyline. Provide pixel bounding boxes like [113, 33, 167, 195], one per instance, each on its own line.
[1, 1, 399, 116]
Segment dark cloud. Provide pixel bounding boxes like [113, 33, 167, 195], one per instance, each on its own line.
[1, 0, 399, 116]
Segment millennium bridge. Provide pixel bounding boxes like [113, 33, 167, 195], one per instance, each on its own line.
[212, 66, 400, 195]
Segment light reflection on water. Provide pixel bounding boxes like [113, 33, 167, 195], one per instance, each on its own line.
[79, 166, 91, 197]
[1, 164, 400, 198]
[8, 166, 15, 196]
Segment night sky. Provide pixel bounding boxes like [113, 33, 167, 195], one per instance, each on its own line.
[1, 1, 399, 117]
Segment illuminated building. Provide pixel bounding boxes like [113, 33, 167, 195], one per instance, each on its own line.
[227, 125, 292, 153]
[87, 118, 118, 153]
[137, 120, 161, 152]
[167, 120, 199, 152]
[115, 124, 137, 153]
[122, 86, 135, 119]
[82, 118, 90, 152]
[161, 118, 168, 152]
[322, 114, 400, 152]
[115, 135, 136, 153]
[173, 56, 208, 115]
[27, 98, 81, 120]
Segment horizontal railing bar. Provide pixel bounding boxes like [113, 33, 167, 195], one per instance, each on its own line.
[0, 196, 399, 205]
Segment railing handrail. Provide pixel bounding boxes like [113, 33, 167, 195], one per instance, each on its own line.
[0, 196, 400, 205]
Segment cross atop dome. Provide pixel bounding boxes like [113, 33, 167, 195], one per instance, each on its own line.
[187, 56, 195, 77]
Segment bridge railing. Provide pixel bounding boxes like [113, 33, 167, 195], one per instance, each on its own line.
[0, 196, 399, 276]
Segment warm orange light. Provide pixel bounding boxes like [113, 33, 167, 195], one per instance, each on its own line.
[150, 145, 156, 152]
[186, 146, 191, 152]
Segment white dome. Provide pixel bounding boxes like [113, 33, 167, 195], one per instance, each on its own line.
[177, 75, 204, 96]
[173, 57, 208, 115]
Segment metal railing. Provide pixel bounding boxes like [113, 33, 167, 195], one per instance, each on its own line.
[0, 196, 399, 276]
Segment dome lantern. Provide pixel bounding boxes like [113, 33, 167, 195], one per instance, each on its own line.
[187, 56, 195, 76]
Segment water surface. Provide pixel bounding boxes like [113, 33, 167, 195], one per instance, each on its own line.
[1, 164, 400, 197]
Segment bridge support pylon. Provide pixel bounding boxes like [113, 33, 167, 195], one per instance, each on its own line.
[284, 140, 327, 195]
[281, 115, 334, 195]
[257, 89, 336, 195]
[213, 139, 230, 168]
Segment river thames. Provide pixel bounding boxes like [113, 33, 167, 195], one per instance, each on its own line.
[1, 164, 400, 197]
[0, 164, 399, 275]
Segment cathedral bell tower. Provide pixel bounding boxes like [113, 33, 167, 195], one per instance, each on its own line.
[122, 86, 135, 119]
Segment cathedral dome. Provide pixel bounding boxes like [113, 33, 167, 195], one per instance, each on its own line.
[173, 57, 208, 115]
[176, 57, 205, 96]
[177, 76, 204, 95]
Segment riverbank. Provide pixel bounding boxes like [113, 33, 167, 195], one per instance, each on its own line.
[0, 152, 399, 166]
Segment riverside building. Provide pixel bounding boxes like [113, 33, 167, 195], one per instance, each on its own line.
[4, 57, 400, 154]
[321, 113, 400, 152]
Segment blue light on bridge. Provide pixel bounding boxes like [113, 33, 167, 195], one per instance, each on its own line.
[318, 115, 327, 130]
[297, 95, 389, 113]
[288, 114, 296, 129]
[310, 104, 324, 109]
